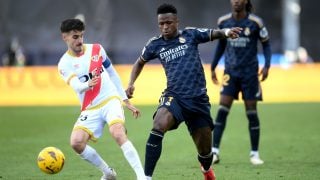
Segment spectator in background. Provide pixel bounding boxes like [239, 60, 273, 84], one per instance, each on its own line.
[296, 46, 313, 63]
[2, 37, 26, 66]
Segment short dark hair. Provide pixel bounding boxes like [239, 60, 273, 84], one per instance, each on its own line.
[157, 3, 177, 15]
[60, 18, 85, 33]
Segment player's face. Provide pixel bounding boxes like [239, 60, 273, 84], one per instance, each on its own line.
[158, 13, 178, 40]
[231, 0, 247, 12]
[62, 30, 84, 55]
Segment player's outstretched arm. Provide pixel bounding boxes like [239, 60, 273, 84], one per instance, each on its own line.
[211, 27, 242, 40]
[126, 57, 146, 99]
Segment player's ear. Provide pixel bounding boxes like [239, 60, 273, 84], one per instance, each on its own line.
[61, 33, 67, 41]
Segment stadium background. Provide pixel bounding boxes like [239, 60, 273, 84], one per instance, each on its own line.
[0, 0, 319, 65]
[0, 0, 319, 105]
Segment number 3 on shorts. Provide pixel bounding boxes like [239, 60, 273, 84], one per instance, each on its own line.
[78, 114, 88, 121]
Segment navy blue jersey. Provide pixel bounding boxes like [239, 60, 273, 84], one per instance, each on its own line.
[212, 13, 270, 75]
[141, 28, 213, 98]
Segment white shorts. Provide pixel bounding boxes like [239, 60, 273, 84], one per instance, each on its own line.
[73, 97, 125, 141]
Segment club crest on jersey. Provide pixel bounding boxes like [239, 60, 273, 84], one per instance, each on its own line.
[244, 27, 251, 36]
[91, 55, 100, 62]
[179, 37, 186, 43]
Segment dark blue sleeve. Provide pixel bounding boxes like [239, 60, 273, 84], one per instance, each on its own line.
[261, 40, 271, 68]
[211, 39, 226, 70]
[141, 44, 157, 61]
[189, 28, 211, 44]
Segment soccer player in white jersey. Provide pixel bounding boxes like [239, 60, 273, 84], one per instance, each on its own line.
[58, 18, 146, 180]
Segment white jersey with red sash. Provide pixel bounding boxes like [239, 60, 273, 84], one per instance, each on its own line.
[58, 44, 120, 110]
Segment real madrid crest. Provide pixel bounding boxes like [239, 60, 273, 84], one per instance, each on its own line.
[244, 27, 251, 36]
[179, 36, 186, 43]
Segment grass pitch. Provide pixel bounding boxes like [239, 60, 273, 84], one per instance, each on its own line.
[0, 103, 320, 180]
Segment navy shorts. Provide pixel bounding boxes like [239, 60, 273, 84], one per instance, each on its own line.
[154, 93, 214, 134]
[221, 71, 262, 101]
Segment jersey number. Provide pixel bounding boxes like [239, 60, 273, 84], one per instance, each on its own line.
[78, 115, 88, 121]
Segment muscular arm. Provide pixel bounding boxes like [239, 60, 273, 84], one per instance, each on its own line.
[211, 27, 242, 40]
[126, 57, 147, 98]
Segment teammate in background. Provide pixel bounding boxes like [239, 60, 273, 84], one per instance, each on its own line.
[58, 18, 146, 180]
[210, 0, 271, 165]
[126, 4, 241, 180]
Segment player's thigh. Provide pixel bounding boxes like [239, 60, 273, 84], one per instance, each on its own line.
[153, 107, 175, 132]
[109, 123, 127, 146]
[101, 98, 127, 144]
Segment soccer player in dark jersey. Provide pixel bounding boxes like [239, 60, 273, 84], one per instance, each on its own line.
[210, 0, 271, 165]
[126, 3, 241, 180]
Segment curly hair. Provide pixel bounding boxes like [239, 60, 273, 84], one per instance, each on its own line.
[157, 3, 177, 15]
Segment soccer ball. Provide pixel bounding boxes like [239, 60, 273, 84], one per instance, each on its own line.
[37, 147, 65, 174]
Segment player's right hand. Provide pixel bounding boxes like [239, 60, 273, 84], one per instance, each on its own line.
[227, 27, 242, 39]
[211, 70, 219, 85]
[125, 85, 135, 99]
[88, 76, 99, 87]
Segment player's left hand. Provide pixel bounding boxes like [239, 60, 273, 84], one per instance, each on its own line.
[226, 27, 242, 39]
[126, 85, 135, 99]
[123, 99, 141, 118]
[260, 67, 269, 81]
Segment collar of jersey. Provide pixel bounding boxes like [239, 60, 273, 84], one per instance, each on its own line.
[67, 44, 87, 57]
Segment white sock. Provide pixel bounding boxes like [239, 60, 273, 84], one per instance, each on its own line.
[80, 145, 111, 175]
[212, 147, 219, 154]
[250, 151, 259, 157]
[146, 176, 152, 180]
[121, 140, 145, 179]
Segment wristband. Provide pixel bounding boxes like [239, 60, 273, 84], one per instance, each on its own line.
[224, 28, 231, 37]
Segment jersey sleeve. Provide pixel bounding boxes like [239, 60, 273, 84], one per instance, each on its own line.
[58, 57, 76, 85]
[249, 14, 270, 42]
[140, 37, 157, 61]
[186, 27, 212, 44]
[100, 44, 112, 68]
[259, 26, 269, 42]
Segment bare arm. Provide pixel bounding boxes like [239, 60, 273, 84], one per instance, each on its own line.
[126, 57, 147, 99]
[211, 27, 242, 40]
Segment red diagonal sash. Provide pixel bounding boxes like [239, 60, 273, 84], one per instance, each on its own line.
[82, 44, 102, 111]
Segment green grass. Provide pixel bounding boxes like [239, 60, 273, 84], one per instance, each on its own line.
[0, 103, 320, 180]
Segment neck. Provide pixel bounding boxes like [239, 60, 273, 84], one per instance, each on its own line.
[232, 10, 247, 20]
[163, 31, 179, 40]
[68, 45, 85, 57]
